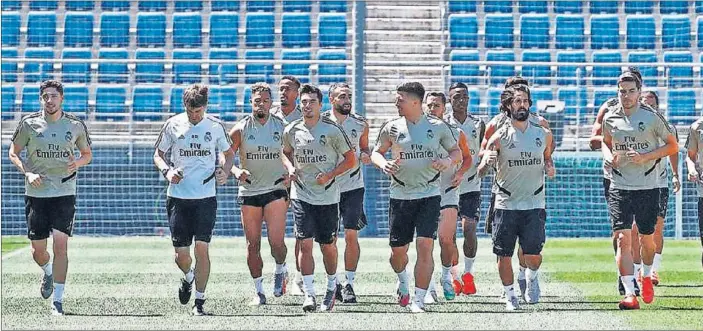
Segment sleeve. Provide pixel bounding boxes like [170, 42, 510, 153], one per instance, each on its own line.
[439, 122, 459, 151]
[74, 120, 92, 149]
[332, 126, 353, 155]
[283, 124, 294, 151]
[653, 113, 674, 140]
[10, 120, 30, 147]
[374, 121, 391, 150]
[685, 123, 699, 152]
[155, 121, 173, 152]
[216, 121, 233, 151]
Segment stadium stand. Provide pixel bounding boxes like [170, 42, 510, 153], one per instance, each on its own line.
[246, 12, 275, 48]
[211, 0, 240, 12]
[448, 0, 477, 13]
[2, 48, 18, 83]
[555, 15, 585, 49]
[173, 13, 202, 48]
[448, 14, 478, 48]
[101, 0, 130, 11]
[61, 48, 92, 83]
[23, 47, 54, 83]
[173, 49, 203, 84]
[519, 14, 549, 49]
[282, 12, 312, 48]
[283, 0, 311, 12]
[626, 15, 656, 50]
[2, 86, 16, 120]
[138, 0, 166, 12]
[174, 0, 201, 12]
[137, 12, 167, 48]
[662, 14, 691, 49]
[244, 49, 274, 84]
[135, 49, 165, 84]
[317, 49, 347, 85]
[449, 50, 480, 85]
[64, 12, 94, 48]
[98, 49, 129, 84]
[281, 49, 312, 83]
[592, 51, 622, 86]
[62, 85, 89, 119]
[485, 13, 514, 49]
[209, 48, 239, 85]
[590, 14, 619, 49]
[318, 13, 348, 48]
[27, 11, 56, 47]
[521, 50, 551, 86]
[484, 0, 513, 13]
[132, 86, 164, 122]
[210, 13, 240, 48]
[1, 12, 20, 47]
[95, 85, 127, 121]
[99, 12, 130, 47]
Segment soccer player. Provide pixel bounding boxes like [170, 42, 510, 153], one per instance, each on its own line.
[228, 83, 290, 305]
[154, 84, 235, 316]
[424, 91, 473, 301]
[322, 83, 371, 303]
[282, 84, 356, 312]
[372, 82, 461, 313]
[684, 114, 703, 268]
[8, 80, 93, 316]
[272, 75, 303, 124]
[601, 72, 678, 310]
[478, 84, 555, 311]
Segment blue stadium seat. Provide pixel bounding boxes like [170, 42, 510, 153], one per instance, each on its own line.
[530, 88, 554, 108]
[173, 13, 202, 47]
[211, 0, 240, 11]
[173, 49, 203, 84]
[174, 1, 201, 12]
[209, 86, 237, 121]
[281, 49, 311, 83]
[23, 47, 54, 83]
[27, 12, 56, 47]
[137, 12, 166, 47]
[487, 88, 503, 117]
[135, 48, 165, 83]
[593, 88, 614, 109]
[662, 15, 691, 49]
[699, 16, 703, 48]
[667, 89, 697, 124]
[626, 15, 655, 50]
[664, 51, 693, 88]
[589, 1, 618, 13]
[592, 51, 621, 86]
[245, 12, 275, 48]
[209, 48, 238, 84]
[29, 0, 57, 10]
[484, 1, 513, 13]
[132, 86, 164, 121]
[486, 50, 515, 86]
[485, 14, 514, 48]
[448, 0, 477, 13]
[282, 13, 312, 48]
[95, 86, 127, 121]
[450, 50, 480, 85]
[448, 14, 478, 48]
[319, 1, 347, 12]
[518, 0, 547, 13]
[242, 86, 252, 113]
[660, 1, 689, 14]
[170, 86, 186, 114]
[520, 14, 549, 49]
[21, 86, 41, 114]
[590, 14, 619, 49]
[625, 0, 653, 14]
[247, 0, 275, 12]
[98, 49, 129, 84]
[628, 51, 658, 87]
[210, 13, 239, 48]
[2, 48, 18, 82]
[100, 13, 130, 47]
[317, 49, 347, 85]
[318, 13, 347, 48]
[101, 1, 130, 11]
[557, 87, 588, 120]
[521, 50, 551, 86]
[283, 0, 311, 12]
[556, 50, 586, 86]
[2, 1, 21, 10]
[61, 48, 91, 83]
[62, 85, 89, 119]
[555, 15, 584, 49]
[465, 88, 480, 112]
[64, 12, 93, 47]
[244, 50, 274, 84]
[65, 1, 93, 10]
[697, 1, 703, 13]
[138, 1, 166, 11]
[1, 86, 16, 120]
[553, 1, 581, 13]
[1, 12, 20, 46]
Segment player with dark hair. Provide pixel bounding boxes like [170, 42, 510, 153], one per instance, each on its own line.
[684, 114, 703, 268]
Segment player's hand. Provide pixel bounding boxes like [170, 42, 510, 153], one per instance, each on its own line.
[235, 168, 251, 183]
[484, 150, 498, 167]
[382, 158, 400, 175]
[626, 149, 647, 165]
[67, 155, 77, 173]
[359, 151, 372, 165]
[605, 153, 621, 169]
[215, 167, 229, 185]
[285, 168, 298, 185]
[688, 168, 700, 183]
[166, 168, 183, 184]
[672, 175, 681, 193]
[432, 158, 452, 172]
[545, 163, 556, 179]
[25, 172, 42, 188]
[316, 172, 332, 185]
[450, 171, 463, 187]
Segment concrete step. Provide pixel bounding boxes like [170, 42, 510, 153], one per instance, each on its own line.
[365, 52, 442, 62]
[365, 66, 444, 77]
[365, 18, 441, 31]
[366, 5, 441, 19]
[364, 29, 443, 42]
[365, 40, 442, 54]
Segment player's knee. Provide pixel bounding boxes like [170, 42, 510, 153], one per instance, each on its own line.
[616, 232, 632, 249]
[194, 241, 209, 256]
[299, 239, 314, 254]
[344, 229, 358, 243]
[438, 233, 454, 247]
[246, 238, 261, 253]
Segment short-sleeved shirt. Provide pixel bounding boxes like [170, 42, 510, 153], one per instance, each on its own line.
[375, 114, 458, 200]
[445, 113, 485, 193]
[322, 110, 367, 193]
[603, 105, 675, 191]
[156, 113, 233, 199]
[685, 118, 703, 197]
[283, 116, 353, 205]
[232, 114, 287, 197]
[438, 123, 462, 200]
[656, 119, 678, 189]
[11, 112, 92, 197]
[271, 105, 302, 124]
[600, 98, 619, 180]
[489, 111, 544, 193]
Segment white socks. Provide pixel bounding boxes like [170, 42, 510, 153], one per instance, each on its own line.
[652, 253, 662, 273]
[326, 274, 337, 291]
[526, 268, 538, 281]
[345, 271, 356, 287]
[184, 268, 194, 283]
[414, 287, 427, 306]
[195, 290, 205, 300]
[254, 277, 264, 294]
[518, 266, 527, 280]
[41, 262, 52, 276]
[275, 263, 286, 275]
[303, 275, 315, 296]
[642, 264, 653, 278]
[397, 269, 409, 292]
[621, 275, 636, 296]
[633, 263, 642, 277]
[464, 256, 475, 274]
[53, 283, 64, 303]
[504, 284, 515, 298]
[441, 265, 452, 282]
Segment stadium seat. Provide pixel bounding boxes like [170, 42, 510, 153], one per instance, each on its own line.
[64, 12, 94, 47]
[555, 15, 584, 49]
[170, 86, 186, 114]
[281, 49, 311, 83]
[132, 86, 164, 121]
[210, 13, 239, 48]
[317, 49, 347, 85]
[518, 0, 547, 13]
[283, 0, 311, 12]
[100, 13, 130, 47]
[667, 89, 697, 124]
[173, 13, 202, 48]
[553, 1, 581, 13]
[487, 87, 503, 117]
[2, 1, 21, 10]
[593, 88, 614, 109]
[135, 48, 165, 83]
[98, 49, 129, 84]
[521, 50, 551, 86]
[244, 50, 274, 84]
[61, 48, 91, 83]
[282, 13, 312, 48]
[247, 0, 275, 12]
[557, 87, 588, 120]
[697, 1, 703, 13]
[624, 0, 653, 14]
[1, 86, 16, 120]
[95, 86, 127, 121]
[23, 47, 54, 83]
[486, 50, 515, 86]
[664, 51, 693, 88]
[138, 1, 166, 11]
[209, 86, 237, 121]
[520, 14, 549, 49]
[592, 51, 621, 86]
[174, 1, 201, 12]
[319, 0, 347, 12]
[173, 49, 203, 84]
[21, 86, 41, 114]
[589, 1, 618, 13]
[448, 0, 477, 13]
[211, 0, 240, 11]
[626, 15, 655, 50]
[27, 12, 56, 47]
[245, 12, 275, 48]
[660, 1, 689, 14]
[65, 1, 93, 10]
[530, 88, 554, 108]
[590, 14, 619, 49]
[556, 50, 586, 86]
[137, 12, 166, 47]
[661, 15, 691, 49]
[29, 0, 57, 10]
[465, 87, 480, 111]
[628, 51, 658, 87]
[1, 12, 20, 46]
[483, 0, 513, 13]
[318, 13, 347, 48]
[242, 86, 253, 113]
[699, 16, 703, 48]
[485, 14, 514, 49]
[101, 1, 130, 11]
[2, 48, 18, 82]
[209, 48, 238, 84]
[62, 85, 89, 119]
[450, 50, 480, 85]
[448, 14, 478, 48]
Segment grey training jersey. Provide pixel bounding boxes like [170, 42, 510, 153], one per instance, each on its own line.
[656, 120, 678, 189]
[11, 112, 91, 198]
[323, 110, 367, 193]
[489, 112, 544, 194]
[283, 116, 353, 205]
[603, 105, 674, 191]
[271, 104, 303, 124]
[232, 114, 287, 197]
[494, 122, 548, 210]
[439, 124, 462, 207]
[375, 114, 458, 200]
[445, 113, 485, 194]
[685, 118, 703, 197]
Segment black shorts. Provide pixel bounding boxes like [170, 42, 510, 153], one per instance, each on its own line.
[388, 196, 441, 247]
[292, 199, 339, 244]
[238, 189, 288, 208]
[25, 195, 76, 240]
[657, 187, 669, 219]
[459, 191, 481, 221]
[492, 208, 546, 257]
[608, 188, 658, 235]
[485, 192, 497, 234]
[603, 178, 611, 199]
[167, 196, 217, 247]
[339, 188, 367, 231]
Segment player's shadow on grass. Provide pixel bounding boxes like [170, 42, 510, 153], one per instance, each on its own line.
[65, 313, 165, 317]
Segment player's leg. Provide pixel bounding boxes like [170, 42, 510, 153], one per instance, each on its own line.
[411, 196, 440, 312]
[519, 209, 546, 304]
[291, 199, 317, 311]
[651, 187, 668, 285]
[492, 209, 520, 310]
[604, 178, 626, 295]
[190, 196, 217, 316]
[263, 191, 290, 298]
[26, 196, 54, 302]
[47, 195, 76, 315]
[241, 201, 266, 305]
[438, 206, 458, 300]
[634, 189, 659, 304]
[168, 197, 196, 308]
[459, 192, 480, 295]
[631, 222, 642, 282]
[698, 198, 703, 268]
[609, 189, 639, 310]
[338, 188, 365, 303]
[316, 203, 339, 311]
[293, 239, 304, 295]
[389, 199, 413, 308]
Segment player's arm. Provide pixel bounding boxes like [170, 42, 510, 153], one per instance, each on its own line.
[153, 122, 182, 183]
[633, 122, 678, 164]
[685, 123, 700, 182]
[601, 122, 617, 168]
[358, 121, 372, 164]
[455, 131, 473, 176]
[281, 127, 297, 182]
[589, 102, 609, 151]
[8, 121, 43, 187]
[537, 116, 557, 153]
[318, 129, 357, 185]
[668, 126, 681, 192]
[371, 124, 399, 175]
[226, 125, 248, 180]
[479, 119, 497, 158]
[544, 129, 555, 178]
[478, 134, 500, 178]
[69, 123, 93, 173]
[433, 125, 461, 172]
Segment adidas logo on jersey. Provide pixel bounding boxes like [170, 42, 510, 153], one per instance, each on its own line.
[248, 135, 255, 141]
[36, 132, 44, 138]
[178, 135, 185, 140]
[508, 142, 516, 149]
[398, 133, 406, 140]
